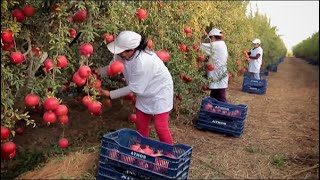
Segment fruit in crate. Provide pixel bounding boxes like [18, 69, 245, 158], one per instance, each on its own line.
[153, 157, 169, 173]
[120, 154, 135, 164]
[141, 145, 154, 155]
[108, 149, 119, 159]
[137, 159, 152, 169]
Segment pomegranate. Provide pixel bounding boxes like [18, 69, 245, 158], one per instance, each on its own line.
[44, 58, 54, 70]
[204, 103, 213, 111]
[57, 55, 68, 68]
[137, 159, 152, 170]
[2, 149, 16, 160]
[43, 111, 57, 123]
[155, 50, 170, 62]
[142, 145, 154, 155]
[179, 43, 187, 52]
[58, 138, 69, 148]
[106, 66, 116, 78]
[31, 47, 41, 57]
[147, 39, 154, 49]
[120, 154, 135, 164]
[196, 56, 205, 62]
[206, 63, 214, 71]
[72, 72, 87, 87]
[176, 95, 183, 101]
[1, 30, 13, 43]
[104, 99, 112, 108]
[184, 27, 192, 34]
[130, 144, 141, 151]
[12, 9, 25, 22]
[78, 65, 91, 78]
[82, 95, 93, 107]
[80, 43, 94, 57]
[101, 33, 114, 43]
[22, 4, 35, 17]
[59, 115, 69, 124]
[72, 9, 87, 23]
[15, 127, 24, 135]
[2, 43, 15, 51]
[69, 28, 77, 38]
[136, 8, 147, 21]
[43, 97, 59, 111]
[90, 79, 101, 89]
[55, 105, 68, 116]
[88, 101, 102, 115]
[24, 94, 40, 107]
[1, 126, 10, 139]
[128, 114, 137, 123]
[10, 52, 25, 64]
[153, 157, 169, 173]
[192, 45, 200, 51]
[151, 151, 162, 157]
[109, 60, 124, 75]
[1, 142, 16, 154]
[108, 149, 119, 159]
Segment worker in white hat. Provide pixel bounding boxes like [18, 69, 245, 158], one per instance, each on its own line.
[96, 31, 174, 145]
[200, 28, 229, 102]
[247, 38, 263, 79]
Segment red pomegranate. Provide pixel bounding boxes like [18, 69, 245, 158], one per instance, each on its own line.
[43, 111, 57, 123]
[80, 43, 94, 57]
[1, 30, 13, 43]
[44, 58, 54, 70]
[72, 9, 87, 23]
[24, 94, 40, 107]
[58, 138, 69, 148]
[10, 52, 25, 64]
[57, 55, 68, 68]
[22, 4, 35, 17]
[1, 126, 10, 139]
[72, 72, 87, 87]
[59, 115, 69, 124]
[12, 9, 25, 22]
[69, 28, 77, 38]
[43, 97, 60, 111]
[136, 8, 147, 21]
[155, 50, 170, 62]
[78, 65, 91, 78]
[82, 95, 93, 107]
[55, 105, 68, 116]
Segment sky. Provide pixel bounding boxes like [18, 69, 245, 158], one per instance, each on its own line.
[247, 1, 319, 51]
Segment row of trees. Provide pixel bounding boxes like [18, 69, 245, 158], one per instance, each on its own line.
[1, 0, 287, 139]
[292, 31, 319, 62]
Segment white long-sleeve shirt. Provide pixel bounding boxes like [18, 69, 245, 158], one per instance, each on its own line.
[200, 40, 229, 89]
[99, 50, 173, 115]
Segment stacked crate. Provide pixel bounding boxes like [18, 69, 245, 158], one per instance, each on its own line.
[242, 74, 268, 95]
[196, 97, 248, 137]
[97, 129, 193, 180]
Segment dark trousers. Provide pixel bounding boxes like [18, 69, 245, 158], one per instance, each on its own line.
[210, 88, 227, 102]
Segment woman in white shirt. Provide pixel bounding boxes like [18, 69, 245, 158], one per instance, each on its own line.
[248, 38, 263, 80]
[97, 31, 174, 145]
[200, 28, 229, 102]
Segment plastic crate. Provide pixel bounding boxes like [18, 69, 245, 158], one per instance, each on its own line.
[242, 76, 267, 88]
[197, 112, 245, 132]
[242, 85, 266, 95]
[196, 120, 244, 137]
[98, 129, 192, 180]
[199, 97, 248, 121]
[244, 70, 268, 77]
[97, 163, 162, 180]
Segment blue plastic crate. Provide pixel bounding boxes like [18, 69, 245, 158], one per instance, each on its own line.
[242, 85, 266, 95]
[98, 129, 192, 180]
[242, 76, 267, 88]
[198, 112, 245, 132]
[196, 120, 244, 137]
[244, 70, 268, 77]
[199, 97, 248, 121]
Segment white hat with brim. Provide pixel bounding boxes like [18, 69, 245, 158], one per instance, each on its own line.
[252, 38, 261, 44]
[107, 31, 142, 54]
[208, 28, 222, 36]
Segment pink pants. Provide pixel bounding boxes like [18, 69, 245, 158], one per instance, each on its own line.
[135, 108, 174, 145]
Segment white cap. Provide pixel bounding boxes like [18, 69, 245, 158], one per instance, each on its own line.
[107, 31, 141, 54]
[208, 28, 222, 36]
[252, 38, 261, 44]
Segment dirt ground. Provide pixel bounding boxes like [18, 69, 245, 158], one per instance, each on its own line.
[8, 57, 320, 179]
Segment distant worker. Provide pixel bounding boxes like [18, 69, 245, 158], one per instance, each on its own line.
[247, 38, 263, 80]
[200, 28, 229, 102]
